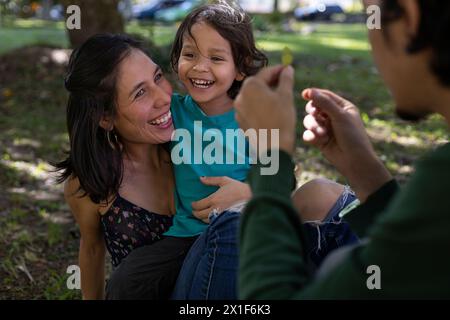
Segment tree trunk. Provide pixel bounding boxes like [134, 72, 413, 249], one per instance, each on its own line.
[63, 0, 124, 48]
[273, 0, 279, 13]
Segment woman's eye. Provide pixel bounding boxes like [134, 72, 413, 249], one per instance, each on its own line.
[134, 88, 145, 100]
[211, 56, 224, 62]
[155, 73, 163, 82]
[182, 53, 194, 58]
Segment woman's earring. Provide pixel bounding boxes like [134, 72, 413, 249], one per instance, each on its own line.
[106, 130, 116, 149]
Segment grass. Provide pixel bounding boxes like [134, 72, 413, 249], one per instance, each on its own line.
[0, 18, 448, 299]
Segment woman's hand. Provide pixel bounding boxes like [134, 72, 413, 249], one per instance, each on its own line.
[192, 176, 252, 223]
[301, 88, 392, 202]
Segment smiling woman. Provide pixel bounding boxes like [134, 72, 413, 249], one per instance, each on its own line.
[54, 34, 181, 299]
[53, 33, 250, 300]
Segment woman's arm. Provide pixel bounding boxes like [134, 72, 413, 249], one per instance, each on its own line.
[64, 177, 106, 300]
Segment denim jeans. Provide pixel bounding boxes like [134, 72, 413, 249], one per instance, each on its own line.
[171, 210, 240, 300]
[172, 188, 360, 300]
[302, 186, 360, 268]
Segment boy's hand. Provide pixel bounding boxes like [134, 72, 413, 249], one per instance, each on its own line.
[191, 176, 251, 223]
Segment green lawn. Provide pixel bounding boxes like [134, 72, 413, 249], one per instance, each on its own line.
[0, 18, 448, 299]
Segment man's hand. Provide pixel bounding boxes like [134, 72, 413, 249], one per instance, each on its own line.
[302, 88, 392, 202]
[192, 176, 252, 223]
[234, 65, 297, 155]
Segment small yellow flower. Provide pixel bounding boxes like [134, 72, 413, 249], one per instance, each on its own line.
[281, 46, 293, 66]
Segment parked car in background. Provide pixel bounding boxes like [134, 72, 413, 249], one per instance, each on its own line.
[294, 2, 344, 21]
[154, 0, 203, 22]
[132, 0, 185, 20]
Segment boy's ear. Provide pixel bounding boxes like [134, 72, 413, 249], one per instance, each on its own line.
[235, 72, 245, 81]
[99, 114, 114, 131]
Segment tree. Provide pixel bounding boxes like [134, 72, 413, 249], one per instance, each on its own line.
[273, 0, 278, 13]
[63, 0, 124, 48]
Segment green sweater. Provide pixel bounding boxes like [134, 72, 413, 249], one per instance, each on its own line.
[239, 143, 450, 299]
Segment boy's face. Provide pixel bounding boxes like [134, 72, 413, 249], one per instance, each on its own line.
[177, 22, 244, 113]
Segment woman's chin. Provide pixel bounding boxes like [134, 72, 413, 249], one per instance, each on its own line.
[151, 126, 175, 144]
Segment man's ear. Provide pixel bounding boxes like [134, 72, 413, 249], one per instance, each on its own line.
[99, 114, 114, 131]
[398, 0, 420, 38]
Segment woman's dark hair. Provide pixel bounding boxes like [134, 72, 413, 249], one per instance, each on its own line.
[382, 0, 450, 87]
[55, 33, 147, 204]
[170, 1, 268, 99]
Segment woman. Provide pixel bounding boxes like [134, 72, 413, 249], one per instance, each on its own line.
[56, 34, 250, 299]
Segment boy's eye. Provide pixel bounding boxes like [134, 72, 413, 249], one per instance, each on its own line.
[134, 88, 145, 100]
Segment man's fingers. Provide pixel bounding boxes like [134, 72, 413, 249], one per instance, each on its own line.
[303, 88, 349, 109]
[303, 114, 327, 136]
[303, 129, 330, 146]
[276, 66, 294, 99]
[305, 101, 317, 115]
[254, 65, 285, 86]
[319, 89, 350, 108]
[310, 89, 344, 121]
[302, 88, 312, 100]
[303, 129, 315, 142]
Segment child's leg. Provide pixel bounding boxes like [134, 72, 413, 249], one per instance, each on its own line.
[171, 210, 240, 300]
[292, 178, 345, 223]
[291, 178, 360, 268]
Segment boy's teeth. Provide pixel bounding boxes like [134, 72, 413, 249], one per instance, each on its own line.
[191, 79, 214, 87]
[150, 111, 171, 125]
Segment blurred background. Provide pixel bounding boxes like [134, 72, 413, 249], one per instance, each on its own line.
[0, 0, 448, 299]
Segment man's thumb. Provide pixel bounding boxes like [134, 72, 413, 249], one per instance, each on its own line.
[310, 89, 343, 121]
[276, 65, 294, 98]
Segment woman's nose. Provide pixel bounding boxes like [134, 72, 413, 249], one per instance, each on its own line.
[153, 85, 171, 108]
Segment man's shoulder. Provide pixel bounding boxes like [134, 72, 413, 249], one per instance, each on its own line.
[410, 143, 450, 189]
[419, 143, 450, 167]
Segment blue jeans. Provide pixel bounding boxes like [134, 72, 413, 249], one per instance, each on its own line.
[302, 186, 360, 267]
[171, 210, 240, 300]
[172, 188, 360, 300]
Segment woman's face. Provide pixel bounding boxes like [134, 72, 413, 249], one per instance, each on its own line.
[113, 49, 173, 145]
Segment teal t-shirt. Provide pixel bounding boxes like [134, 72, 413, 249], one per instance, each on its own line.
[165, 94, 251, 237]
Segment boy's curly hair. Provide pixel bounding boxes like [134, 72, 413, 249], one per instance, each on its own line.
[170, 1, 268, 99]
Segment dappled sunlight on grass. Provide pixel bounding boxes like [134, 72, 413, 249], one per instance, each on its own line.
[258, 35, 369, 55]
[316, 36, 369, 51]
[9, 18, 66, 29]
[0, 158, 51, 180]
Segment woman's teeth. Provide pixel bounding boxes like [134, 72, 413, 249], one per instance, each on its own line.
[190, 79, 214, 88]
[149, 111, 171, 126]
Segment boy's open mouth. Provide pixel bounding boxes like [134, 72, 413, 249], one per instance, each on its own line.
[190, 78, 215, 89]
